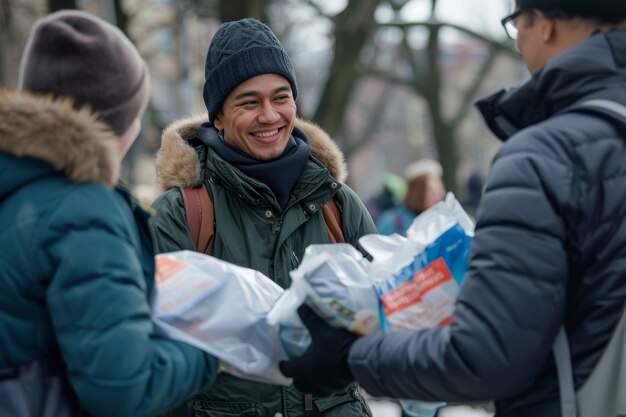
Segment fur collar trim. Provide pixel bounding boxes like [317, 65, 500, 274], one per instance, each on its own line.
[0, 89, 120, 186]
[156, 115, 347, 191]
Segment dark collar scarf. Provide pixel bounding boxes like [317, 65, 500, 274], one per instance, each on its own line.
[197, 123, 312, 211]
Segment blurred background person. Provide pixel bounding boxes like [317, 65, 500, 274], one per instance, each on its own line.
[364, 172, 407, 224]
[376, 158, 445, 236]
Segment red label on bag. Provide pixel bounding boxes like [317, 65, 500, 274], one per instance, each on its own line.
[155, 256, 186, 284]
[380, 258, 453, 316]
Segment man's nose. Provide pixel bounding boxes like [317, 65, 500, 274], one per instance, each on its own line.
[258, 103, 280, 123]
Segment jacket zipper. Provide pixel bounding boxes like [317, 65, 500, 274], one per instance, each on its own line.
[274, 175, 331, 234]
[290, 251, 300, 268]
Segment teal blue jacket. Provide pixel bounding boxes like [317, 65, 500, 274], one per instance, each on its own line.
[0, 90, 217, 417]
[376, 203, 418, 236]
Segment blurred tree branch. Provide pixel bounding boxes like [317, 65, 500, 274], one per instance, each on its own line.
[342, 82, 395, 158]
[386, 20, 518, 57]
[377, 18, 516, 191]
[309, 0, 519, 192]
[311, 0, 381, 137]
[301, 0, 327, 18]
[449, 45, 497, 129]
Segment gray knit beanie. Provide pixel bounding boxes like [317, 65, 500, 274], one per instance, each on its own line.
[516, 0, 626, 23]
[18, 10, 149, 136]
[203, 18, 298, 124]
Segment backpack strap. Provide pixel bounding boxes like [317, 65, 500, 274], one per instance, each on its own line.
[553, 327, 578, 417]
[181, 184, 344, 252]
[577, 304, 626, 417]
[578, 99, 626, 121]
[554, 304, 626, 417]
[321, 198, 345, 243]
[179, 185, 214, 255]
[566, 99, 626, 136]
[553, 99, 626, 417]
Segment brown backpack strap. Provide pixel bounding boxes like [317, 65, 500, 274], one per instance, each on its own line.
[322, 198, 345, 243]
[179, 185, 215, 255]
[180, 184, 340, 252]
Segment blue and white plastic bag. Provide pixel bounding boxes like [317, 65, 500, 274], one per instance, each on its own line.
[365, 196, 473, 333]
[362, 193, 474, 416]
[269, 193, 474, 417]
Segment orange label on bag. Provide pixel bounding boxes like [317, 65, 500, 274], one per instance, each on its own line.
[155, 256, 186, 284]
[380, 258, 453, 316]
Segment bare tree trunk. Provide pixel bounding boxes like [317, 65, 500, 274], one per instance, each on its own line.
[312, 0, 381, 140]
[220, 0, 268, 22]
[249, 0, 268, 22]
[48, 0, 77, 12]
[111, 0, 139, 183]
[422, 25, 457, 193]
[1, 0, 43, 88]
[0, 0, 10, 85]
[113, 0, 128, 33]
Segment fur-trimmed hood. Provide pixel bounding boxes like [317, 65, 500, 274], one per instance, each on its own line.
[0, 89, 120, 188]
[155, 115, 347, 191]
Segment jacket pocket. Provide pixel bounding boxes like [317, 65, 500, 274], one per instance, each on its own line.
[315, 387, 372, 417]
[190, 400, 262, 417]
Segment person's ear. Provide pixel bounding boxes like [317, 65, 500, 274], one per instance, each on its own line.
[538, 11, 557, 42]
[213, 111, 223, 130]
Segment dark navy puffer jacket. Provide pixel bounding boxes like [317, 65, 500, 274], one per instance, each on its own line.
[347, 29, 626, 417]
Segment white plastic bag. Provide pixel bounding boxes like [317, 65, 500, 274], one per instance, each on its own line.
[152, 250, 290, 385]
[267, 244, 380, 356]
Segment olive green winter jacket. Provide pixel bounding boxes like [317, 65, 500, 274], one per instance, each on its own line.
[150, 116, 377, 417]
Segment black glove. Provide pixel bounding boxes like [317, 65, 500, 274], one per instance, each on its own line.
[278, 305, 358, 397]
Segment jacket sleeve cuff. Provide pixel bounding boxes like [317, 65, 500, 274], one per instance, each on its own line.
[347, 334, 387, 397]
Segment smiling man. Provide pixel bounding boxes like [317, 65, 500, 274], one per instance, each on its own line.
[150, 18, 376, 417]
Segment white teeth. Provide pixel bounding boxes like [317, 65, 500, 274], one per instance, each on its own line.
[253, 129, 278, 138]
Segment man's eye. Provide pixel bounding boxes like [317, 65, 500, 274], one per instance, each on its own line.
[275, 95, 290, 101]
[241, 101, 257, 106]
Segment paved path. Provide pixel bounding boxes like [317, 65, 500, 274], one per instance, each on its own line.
[367, 399, 494, 417]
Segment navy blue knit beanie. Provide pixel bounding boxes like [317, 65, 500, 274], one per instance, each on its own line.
[516, 0, 626, 23]
[203, 18, 298, 124]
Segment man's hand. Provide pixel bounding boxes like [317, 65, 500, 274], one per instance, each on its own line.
[278, 305, 358, 397]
